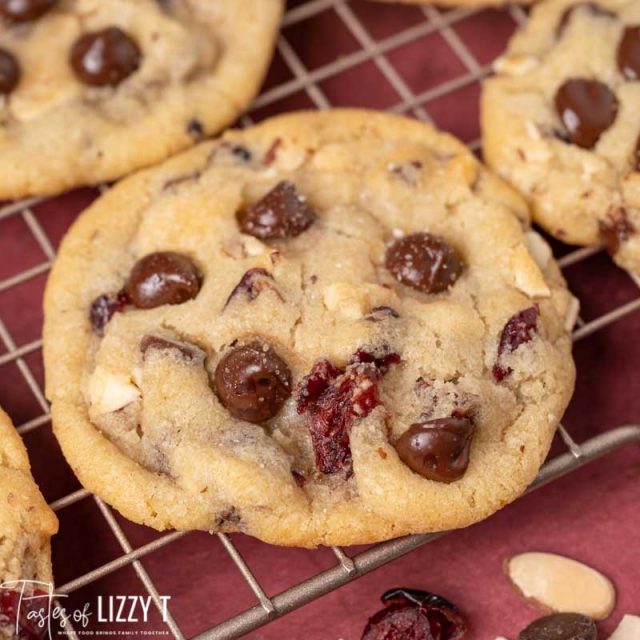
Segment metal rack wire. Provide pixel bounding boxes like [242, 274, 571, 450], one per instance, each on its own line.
[1, 1, 640, 638]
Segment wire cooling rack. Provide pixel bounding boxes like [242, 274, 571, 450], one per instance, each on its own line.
[1, 1, 640, 638]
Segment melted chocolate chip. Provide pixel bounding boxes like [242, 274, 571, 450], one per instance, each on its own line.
[554, 79, 618, 149]
[0, 48, 20, 95]
[519, 613, 597, 640]
[237, 181, 316, 240]
[617, 26, 640, 80]
[556, 3, 615, 37]
[224, 268, 283, 308]
[126, 252, 201, 309]
[214, 341, 292, 423]
[0, 0, 56, 22]
[70, 27, 141, 87]
[140, 335, 205, 363]
[394, 415, 475, 483]
[386, 233, 464, 294]
[599, 208, 635, 255]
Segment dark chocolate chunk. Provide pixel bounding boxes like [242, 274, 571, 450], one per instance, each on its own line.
[125, 252, 201, 310]
[518, 613, 597, 640]
[140, 335, 205, 364]
[237, 181, 316, 240]
[0, 48, 20, 95]
[617, 26, 640, 80]
[554, 79, 618, 149]
[394, 415, 475, 483]
[214, 341, 292, 423]
[70, 27, 141, 87]
[386, 233, 464, 294]
[0, 0, 57, 22]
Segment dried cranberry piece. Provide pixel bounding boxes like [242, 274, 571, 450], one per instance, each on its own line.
[89, 289, 130, 335]
[617, 26, 640, 80]
[362, 588, 468, 640]
[223, 268, 283, 308]
[0, 589, 49, 639]
[237, 181, 316, 240]
[0, 48, 20, 95]
[297, 351, 399, 475]
[493, 306, 540, 381]
[599, 208, 635, 256]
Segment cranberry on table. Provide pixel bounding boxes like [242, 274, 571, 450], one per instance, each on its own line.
[554, 79, 618, 149]
[518, 613, 597, 640]
[386, 233, 464, 295]
[617, 26, 640, 80]
[214, 341, 292, 423]
[237, 181, 317, 240]
[125, 251, 201, 309]
[70, 27, 141, 87]
[362, 588, 468, 640]
[0, 0, 56, 22]
[394, 415, 475, 483]
[0, 48, 20, 95]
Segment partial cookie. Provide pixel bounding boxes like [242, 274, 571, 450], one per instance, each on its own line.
[370, 0, 534, 7]
[44, 109, 576, 547]
[0, 0, 283, 199]
[482, 0, 640, 275]
[0, 407, 58, 638]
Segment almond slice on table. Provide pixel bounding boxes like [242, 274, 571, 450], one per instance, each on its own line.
[607, 615, 640, 640]
[507, 552, 616, 620]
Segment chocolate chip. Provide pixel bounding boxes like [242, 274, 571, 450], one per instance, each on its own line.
[394, 415, 475, 483]
[140, 335, 205, 364]
[0, 48, 19, 95]
[126, 252, 201, 309]
[231, 145, 252, 162]
[237, 181, 316, 240]
[617, 26, 640, 80]
[493, 306, 539, 381]
[70, 27, 141, 87]
[186, 119, 204, 140]
[554, 79, 618, 149]
[214, 341, 292, 423]
[519, 613, 597, 640]
[0, 0, 57, 22]
[556, 3, 615, 37]
[223, 268, 283, 308]
[364, 306, 401, 322]
[599, 207, 635, 255]
[385, 233, 464, 294]
[634, 133, 640, 171]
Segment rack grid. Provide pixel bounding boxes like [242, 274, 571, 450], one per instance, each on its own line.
[1, 1, 639, 638]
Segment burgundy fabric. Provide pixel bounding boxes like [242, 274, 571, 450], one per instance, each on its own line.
[0, 1, 638, 638]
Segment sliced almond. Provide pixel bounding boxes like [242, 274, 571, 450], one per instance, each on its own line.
[607, 615, 640, 640]
[507, 552, 616, 620]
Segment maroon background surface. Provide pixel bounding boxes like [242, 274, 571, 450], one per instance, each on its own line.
[0, 1, 639, 639]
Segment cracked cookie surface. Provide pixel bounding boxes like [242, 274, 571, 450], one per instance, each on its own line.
[482, 0, 640, 275]
[0, 0, 282, 199]
[0, 407, 57, 611]
[44, 110, 576, 547]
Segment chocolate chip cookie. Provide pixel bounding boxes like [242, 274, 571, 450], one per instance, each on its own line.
[0, 0, 283, 199]
[44, 110, 577, 547]
[0, 407, 57, 596]
[482, 0, 640, 276]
